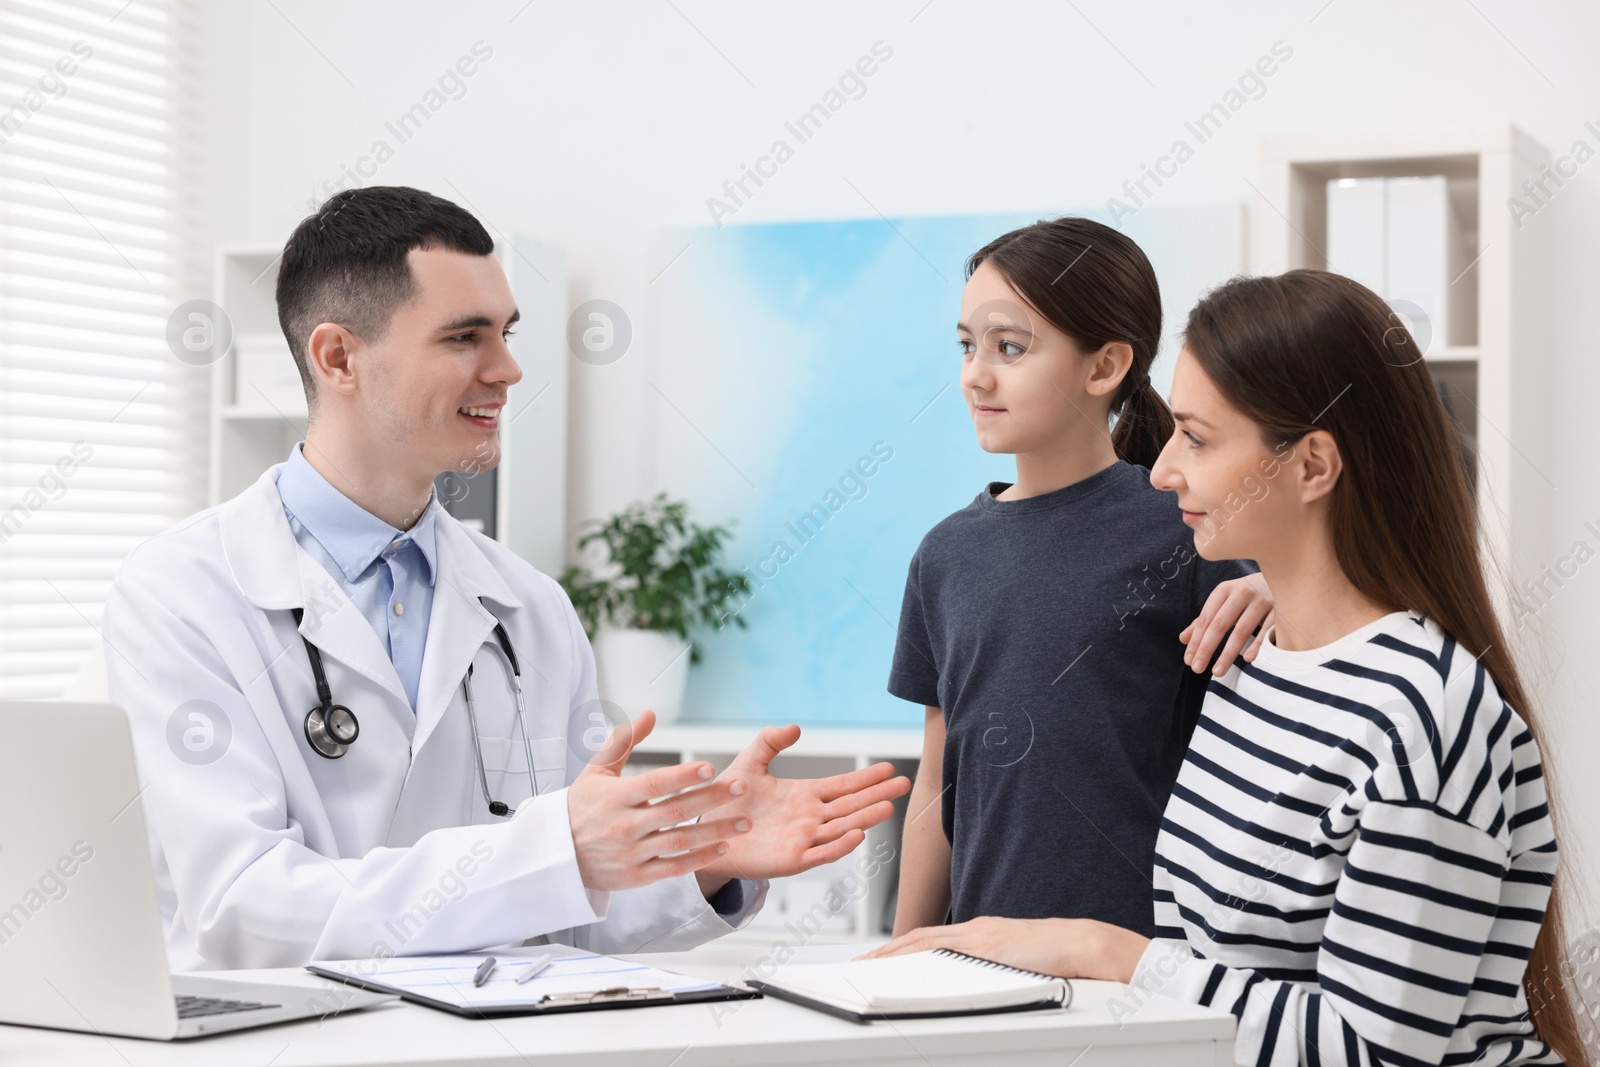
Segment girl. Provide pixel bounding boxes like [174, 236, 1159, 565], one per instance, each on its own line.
[872, 269, 1585, 1067]
[888, 217, 1274, 941]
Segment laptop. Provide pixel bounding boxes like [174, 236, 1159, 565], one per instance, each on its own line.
[0, 702, 395, 1039]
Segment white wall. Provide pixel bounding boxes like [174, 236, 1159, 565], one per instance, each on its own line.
[192, 0, 1600, 916]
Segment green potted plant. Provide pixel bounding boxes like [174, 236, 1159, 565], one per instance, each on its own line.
[558, 493, 751, 722]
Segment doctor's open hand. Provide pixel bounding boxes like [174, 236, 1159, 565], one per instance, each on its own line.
[689, 723, 911, 891]
[566, 709, 757, 891]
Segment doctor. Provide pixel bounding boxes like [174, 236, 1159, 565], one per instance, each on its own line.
[103, 186, 910, 971]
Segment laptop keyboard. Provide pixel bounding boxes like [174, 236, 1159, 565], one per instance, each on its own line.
[175, 994, 279, 1019]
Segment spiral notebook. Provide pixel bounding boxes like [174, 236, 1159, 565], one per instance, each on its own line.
[749, 948, 1072, 1024]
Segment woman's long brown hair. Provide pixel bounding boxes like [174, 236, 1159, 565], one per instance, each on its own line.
[1182, 269, 1587, 1066]
[966, 217, 1173, 469]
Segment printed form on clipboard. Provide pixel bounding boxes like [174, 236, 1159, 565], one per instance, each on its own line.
[308, 944, 759, 1018]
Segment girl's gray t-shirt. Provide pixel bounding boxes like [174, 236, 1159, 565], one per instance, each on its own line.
[889, 460, 1253, 935]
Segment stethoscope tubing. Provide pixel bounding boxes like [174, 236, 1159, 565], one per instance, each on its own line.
[290, 607, 538, 813]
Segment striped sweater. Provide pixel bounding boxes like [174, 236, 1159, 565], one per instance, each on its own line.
[1132, 611, 1561, 1066]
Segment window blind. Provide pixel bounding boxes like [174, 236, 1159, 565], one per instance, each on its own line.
[0, 0, 205, 699]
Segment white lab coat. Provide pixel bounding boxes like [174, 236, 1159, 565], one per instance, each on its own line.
[102, 466, 766, 971]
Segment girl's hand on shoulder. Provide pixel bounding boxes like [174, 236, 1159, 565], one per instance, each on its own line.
[855, 916, 1149, 983]
[1180, 573, 1274, 676]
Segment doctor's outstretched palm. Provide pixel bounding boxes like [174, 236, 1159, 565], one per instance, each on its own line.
[695, 722, 910, 886]
[566, 710, 910, 894]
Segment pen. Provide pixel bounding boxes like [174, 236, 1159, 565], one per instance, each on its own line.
[473, 956, 497, 987]
[514, 953, 556, 985]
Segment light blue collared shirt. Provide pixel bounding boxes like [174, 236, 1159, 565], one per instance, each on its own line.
[276, 444, 439, 710]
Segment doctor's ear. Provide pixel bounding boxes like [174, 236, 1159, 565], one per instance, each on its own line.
[304, 322, 361, 398]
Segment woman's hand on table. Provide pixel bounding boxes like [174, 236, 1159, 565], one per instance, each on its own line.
[855, 916, 1149, 983]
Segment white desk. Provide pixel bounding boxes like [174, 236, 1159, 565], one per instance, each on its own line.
[0, 943, 1236, 1066]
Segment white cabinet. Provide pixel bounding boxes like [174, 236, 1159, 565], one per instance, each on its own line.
[1326, 174, 1466, 350]
[1257, 123, 1551, 619]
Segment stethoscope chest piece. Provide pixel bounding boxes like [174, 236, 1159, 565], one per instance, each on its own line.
[305, 701, 359, 759]
[292, 607, 362, 760]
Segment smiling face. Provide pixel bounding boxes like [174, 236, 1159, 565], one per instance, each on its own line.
[1149, 347, 1302, 561]
[957, 260, 1115, 456]
[342, 247, 523, 479]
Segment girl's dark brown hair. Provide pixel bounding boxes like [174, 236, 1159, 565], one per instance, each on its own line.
[1183, 268, 1587, 1067]
[965, 217, 1172, 469]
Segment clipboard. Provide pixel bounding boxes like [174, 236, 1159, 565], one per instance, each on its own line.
[307, 949, 760, 1019]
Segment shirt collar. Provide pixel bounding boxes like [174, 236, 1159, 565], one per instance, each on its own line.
[275, 443, 440, 587]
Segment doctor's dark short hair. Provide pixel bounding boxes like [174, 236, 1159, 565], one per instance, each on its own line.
[275, 186, 495, 409]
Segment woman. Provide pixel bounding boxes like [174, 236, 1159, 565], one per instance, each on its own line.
[868, 270, 1585, 1067]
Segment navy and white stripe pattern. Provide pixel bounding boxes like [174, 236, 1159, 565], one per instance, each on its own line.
[1133, 611, 1561, 1066]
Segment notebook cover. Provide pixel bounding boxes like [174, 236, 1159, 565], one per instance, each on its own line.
[748, 949, 1072, 1025]
[749, 979, 1067, 1025]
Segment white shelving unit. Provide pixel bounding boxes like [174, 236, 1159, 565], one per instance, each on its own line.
[208, 238, 570, 575]
[631, 724, 923, 944]
[1257, 123, 1552, 611]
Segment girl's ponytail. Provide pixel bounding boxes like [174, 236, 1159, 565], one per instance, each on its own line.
[1110, 373, 1175, 471]
[966, 217, 1168, 469]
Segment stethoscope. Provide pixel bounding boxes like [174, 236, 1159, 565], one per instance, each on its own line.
[290, 607, 539, 816]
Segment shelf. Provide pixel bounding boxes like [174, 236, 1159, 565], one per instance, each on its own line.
[1260, 122, 1546, 168]
[1426, 344, 1479, 364]
[1264, 157, 1480, 348]
[1256, 122, 1551, 628]
[634, 723, 923, 761]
